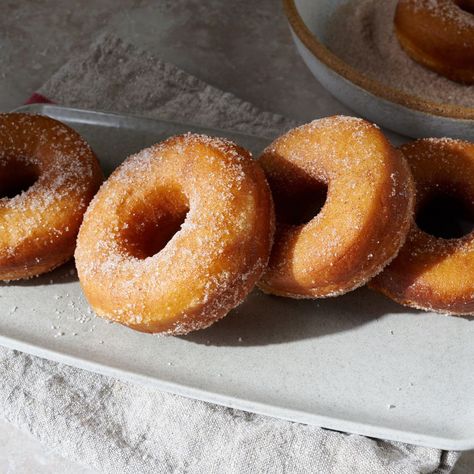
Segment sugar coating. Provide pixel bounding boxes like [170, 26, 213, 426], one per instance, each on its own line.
[0, 113, 102, 279]
[75, 133, 274, 335]
[370, 138, 474, 316]
[410, 0, 474, 28]
[258, 116, 415, 298]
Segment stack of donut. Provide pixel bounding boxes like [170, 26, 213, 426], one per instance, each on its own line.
[2, 113, 474, 335]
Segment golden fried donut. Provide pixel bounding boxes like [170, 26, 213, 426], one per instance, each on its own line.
[257, 116, 415, 298]
[0, 113, 102, 280]
[75, 133, 274, 334]
[395, 0, 474, 84]
[370, 138, 474, 315]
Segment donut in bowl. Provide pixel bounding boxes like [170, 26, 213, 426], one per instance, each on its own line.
[395, 0, 474, 84]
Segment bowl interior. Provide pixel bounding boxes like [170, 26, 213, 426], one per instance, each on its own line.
[288, 0, 474, 124]
[295, 0, 347, 44]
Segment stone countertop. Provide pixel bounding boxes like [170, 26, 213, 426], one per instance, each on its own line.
[0, 0, 350, 118]
[0, 0, 472, 472]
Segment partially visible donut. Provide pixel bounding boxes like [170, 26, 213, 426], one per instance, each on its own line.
[257, 116, 415, 299]
[395, 0, 474, 84]
[0, 113, 103, 280]
[370, 138, 474, 315]
[75, 133, 275, 335]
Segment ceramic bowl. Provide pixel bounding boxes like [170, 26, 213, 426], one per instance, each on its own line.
[283, 0, 474, 139]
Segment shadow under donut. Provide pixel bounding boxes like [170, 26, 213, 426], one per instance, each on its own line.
[182, 286, 412, 347]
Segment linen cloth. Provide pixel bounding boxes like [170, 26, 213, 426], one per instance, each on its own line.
[0, 34, 459, 473]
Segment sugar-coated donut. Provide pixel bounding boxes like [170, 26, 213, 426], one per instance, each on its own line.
[395, 0, 474, 84]
[257, 116, 415, 299]
[0, 113, 103, 280]
[75, 133, 274, 335]
[370, 138, 474, 315]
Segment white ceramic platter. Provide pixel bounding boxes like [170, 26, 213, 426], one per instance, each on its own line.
[2, 104, 474, 451]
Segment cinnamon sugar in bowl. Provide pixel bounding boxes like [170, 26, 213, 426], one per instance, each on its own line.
[283, 0, 474, 139]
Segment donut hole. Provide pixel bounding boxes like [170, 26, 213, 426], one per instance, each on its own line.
[456, 0, 474, 14]
[416, 190, 474, 239]
[120, 189, 189, 259]
[0, 158, 39, 199]
[274, 179, 328, 226]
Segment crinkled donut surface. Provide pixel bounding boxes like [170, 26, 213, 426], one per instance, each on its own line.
[0, 113, 103, 280]
[258, 116, 415, 299]
[371, 138, 474, 315]
[75, 133, 275, 334]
